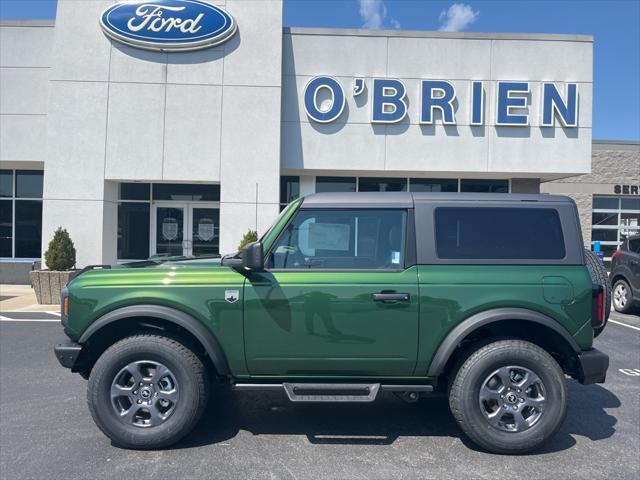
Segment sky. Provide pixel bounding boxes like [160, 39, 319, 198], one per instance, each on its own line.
[1, 0, 638, 140]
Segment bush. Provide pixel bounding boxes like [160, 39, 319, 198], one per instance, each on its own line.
[237, 229, 258, 251]
[44, 227, 76, 271]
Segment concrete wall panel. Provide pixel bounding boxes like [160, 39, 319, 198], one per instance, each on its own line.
[0, 115, 47, 162]
[44, 81, 109, 200]
[163, 84, 222, 182]
[105, 83, 165, 180]
[0, 68, 50, 114]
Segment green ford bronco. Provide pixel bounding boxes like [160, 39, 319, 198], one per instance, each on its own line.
[55, 192, 610, 454]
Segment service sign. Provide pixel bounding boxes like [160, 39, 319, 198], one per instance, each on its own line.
[100, 0, 236, 52]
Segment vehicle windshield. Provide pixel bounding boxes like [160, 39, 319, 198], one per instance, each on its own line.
[259, 201, 295, 243]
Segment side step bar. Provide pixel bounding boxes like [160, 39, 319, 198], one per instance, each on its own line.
[232, 383, 434, 403]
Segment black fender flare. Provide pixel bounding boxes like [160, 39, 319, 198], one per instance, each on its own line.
[426, 307, 581, 377]
[78, 305, 230, 376]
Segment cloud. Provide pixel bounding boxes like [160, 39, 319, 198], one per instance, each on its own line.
[358, 0, 387, 29]
[390, 18, 401, 29]
[438, 3, 479, 32]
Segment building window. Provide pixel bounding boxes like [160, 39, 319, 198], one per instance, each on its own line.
[118, 202, 151, 260]
[119, 183, 151, 201]
[116, 182, 220, 260]
[591, 195, 640, 267]
[409, 178, 458, 192]
[152, 183, 220, 202]
[280, 176, 300, 211]
[358, 177, 407, 192]
[0, 169, 43, 259]
[316, 176, 357, 193]
[460, 179, 509, 193]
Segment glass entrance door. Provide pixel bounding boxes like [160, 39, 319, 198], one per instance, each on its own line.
[152, 203, 219, 257]
[153, 204, 186, 257]
[191, 207, 219, 256]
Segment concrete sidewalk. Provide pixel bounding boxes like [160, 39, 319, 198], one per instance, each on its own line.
[0, 284, 60, 313]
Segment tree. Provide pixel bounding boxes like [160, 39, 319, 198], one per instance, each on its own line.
[237, 229, 258, 251]
[44, 227, 76, 271]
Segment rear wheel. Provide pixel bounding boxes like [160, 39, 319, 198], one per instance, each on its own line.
[449, 340, 567, 454]
[613, 278, 634, 313]
[87, 334, 209, 449]
[584, 248, 611, 337]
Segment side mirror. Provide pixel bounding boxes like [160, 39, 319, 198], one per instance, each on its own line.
[242, 241, 264, 271]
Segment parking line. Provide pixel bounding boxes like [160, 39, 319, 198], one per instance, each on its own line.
[609, 319, 640, 331]
[0, 318, 60, 323]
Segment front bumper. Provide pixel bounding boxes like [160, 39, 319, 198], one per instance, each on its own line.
[577, 348, 609, 384]
[54, 339, 82, 369]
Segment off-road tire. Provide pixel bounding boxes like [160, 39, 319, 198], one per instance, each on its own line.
[87, 334, 209, 449]
[584, 248, 611, 337]
[612, 278, 634, 314]
[449, 340, 568, 454]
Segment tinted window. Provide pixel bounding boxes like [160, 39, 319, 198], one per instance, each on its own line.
[118, 202, 150, 259]
[0, 170, 12, 197]
[460, 179, 508, 193]
[0, 199, 12, 256]
[621, 198, 640, 210]
[316, 177, 356, 193]
[119, 183, 150, 201]
[410, 178, 458, 192]
[358, 177, 407, 192]
[435, 207, 565, 260]
[152, 183, 219, 201]
[629, 238, 640, 254]
[593, 197, 619, 210]
[280, 176, 300, 205]
[15, 170, 43, 198]
[270, 209, 406, 269]
[15, 200, 42, 257]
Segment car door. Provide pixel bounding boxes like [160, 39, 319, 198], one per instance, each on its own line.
[627, 237, 640, 295]
[243, 207, 419, 377]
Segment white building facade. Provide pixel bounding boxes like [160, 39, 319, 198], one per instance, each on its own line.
[4, 0, 630, 282]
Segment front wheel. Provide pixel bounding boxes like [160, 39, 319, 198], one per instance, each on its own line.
[449, 340, 567, 454]
[87, 334, 209, 449]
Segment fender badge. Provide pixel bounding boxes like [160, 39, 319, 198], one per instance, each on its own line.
[225, 290, 239, 304]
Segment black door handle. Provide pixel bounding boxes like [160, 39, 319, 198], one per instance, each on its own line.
[372, 293, 410, 303]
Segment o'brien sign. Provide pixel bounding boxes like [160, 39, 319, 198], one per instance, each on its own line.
[100, 0, 236, 52]
[304, 77, 579, 127]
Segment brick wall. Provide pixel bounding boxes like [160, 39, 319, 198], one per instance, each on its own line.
[541, 142, 640, 246]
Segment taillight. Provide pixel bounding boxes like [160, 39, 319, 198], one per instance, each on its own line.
[611, 250, 622, 261]
[592, 284, 605, 329]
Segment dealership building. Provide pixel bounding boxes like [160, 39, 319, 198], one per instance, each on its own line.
[1, 0, 639, 282]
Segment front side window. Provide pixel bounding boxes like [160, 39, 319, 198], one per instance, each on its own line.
[435, 207, 565, 260]
[269, 209, 406, 269]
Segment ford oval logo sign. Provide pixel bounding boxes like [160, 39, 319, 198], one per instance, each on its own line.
[100, 0, 237, 52]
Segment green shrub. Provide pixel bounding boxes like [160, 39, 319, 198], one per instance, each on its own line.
[44, 227, 76, 271]
[237, 229, 258, 251]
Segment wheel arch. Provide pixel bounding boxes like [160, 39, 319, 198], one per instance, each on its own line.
[426, 308, 581, 379]
[77, 305, 230, 378]
[610, 273, 628, 287]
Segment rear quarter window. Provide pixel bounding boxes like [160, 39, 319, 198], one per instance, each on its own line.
[435, 207, 566, 260]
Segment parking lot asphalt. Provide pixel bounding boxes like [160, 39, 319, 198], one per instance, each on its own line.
[0, 312, 638, 480]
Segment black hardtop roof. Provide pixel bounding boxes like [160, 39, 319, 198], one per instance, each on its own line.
[300, 192, 574, 208]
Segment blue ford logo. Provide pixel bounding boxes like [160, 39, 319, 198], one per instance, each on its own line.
[100, 0, 236, 52]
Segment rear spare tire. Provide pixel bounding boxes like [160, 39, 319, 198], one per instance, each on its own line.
[584, 248, 611, 337]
